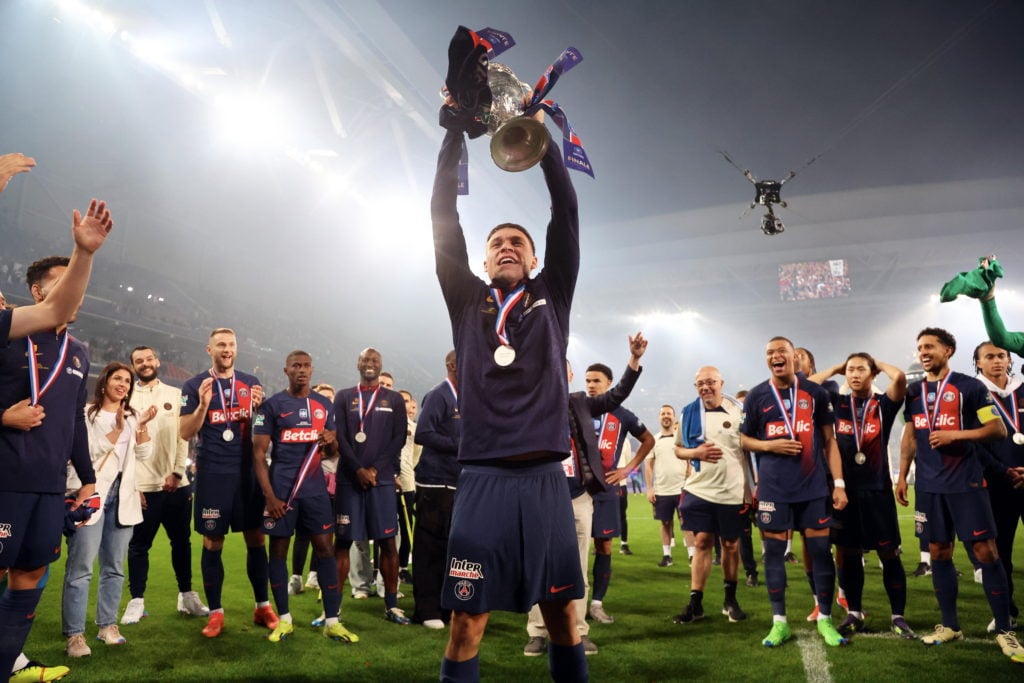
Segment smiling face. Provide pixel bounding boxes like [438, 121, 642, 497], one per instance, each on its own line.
[484, 227, 538, 288]
[357, 348, 382, 385]
[104, 368, 133, 405]
[207, 331, 237, 373]
[659, 405, 675, 431]
[916, 335, 952, 377]
[131, 348, 160, 383]
[765, 338, 796, 385]
[694, 366, 724, 409]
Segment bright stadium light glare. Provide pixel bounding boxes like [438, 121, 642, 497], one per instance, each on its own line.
[213, 91, 288, 149]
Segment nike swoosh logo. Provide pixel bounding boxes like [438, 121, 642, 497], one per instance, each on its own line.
[602, 529, 615, 535]
[972, 529, 988, 537]
[384, 527, 396, 534]
[762, 406, 773, 413]
[322, 523, 333, 530]
[818, 517, 831, 525]
[550, 584, 574, 594]
[878, 540, 892, 546]
[281, 412, 294, 417]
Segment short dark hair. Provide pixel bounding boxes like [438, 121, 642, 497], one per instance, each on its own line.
[795, 347, 816, 370]
[660, 404, 675, 413]
[380, 371, 394, 380]
[130, 346, 157, 362]
[768, 336, 794, 350]
[586, 363, 613, 381]
[917, 327, 957, 353]
[286, 349, 311, 364]
[26, 256, 70, 290]
[486, 223, 536, 253]
[844, 352, 878, 376]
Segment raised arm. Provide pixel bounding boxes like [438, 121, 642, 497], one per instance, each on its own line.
[539, 136, 580, 312]
[9, 200, 113, 340]
[0, 153, 35, 194]
[981, 296, 1024, 357]
[875, 359, 907, 404]
[430, 130, 474, 304]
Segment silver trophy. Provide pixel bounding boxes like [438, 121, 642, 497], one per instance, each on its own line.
[486, 63, 550, 172]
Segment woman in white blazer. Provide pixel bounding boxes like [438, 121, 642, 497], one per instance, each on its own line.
[62, 362, 156, 658]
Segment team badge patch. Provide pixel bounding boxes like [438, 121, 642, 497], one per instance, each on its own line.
[799, 399, 809, 409]
[164, 402, 173, 411]
[942, 391, 955, 402]
[0, 523, 11, 538]
[336, 514, 350, 526]
[263, 518, 276, 530]
[760, 512, 772, 524]
[314, 408, 325, 420]
[454, 580, 475, 601]
[205, 520, 216, 531]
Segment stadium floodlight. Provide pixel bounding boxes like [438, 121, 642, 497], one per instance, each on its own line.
[213, 91, 288, 149]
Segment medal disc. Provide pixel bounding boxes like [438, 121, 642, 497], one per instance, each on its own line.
[222, 428, 234, 442]
[854, 452, 866, 465]
[493, 345, 516, 367]
[355, 431, 367, 443]
[1014, 432, 1024, 446]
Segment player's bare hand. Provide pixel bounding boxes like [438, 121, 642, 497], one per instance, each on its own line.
[162, 474, 180, 493]
[251, 385, 264, 409]
[1008, 466, 1024, 489]
[832, 486, 848, 511]
[139, 491, 147, 510]
[317, 429, 337, 453]
[696, 441, 723, 463]
[198, 378, 214, 408]
[770, 439, 803, 456]
[604, 467, 629, 485]
[628, 331, 648, 360]
[114, 403, 126, 431]
[73, 483, 97, 510]
[2, 398, 44, 431]
[355, 467, 377, 489]
[928, 430, 957, 450]
[646, 490, 656, 504]
[71, 199, 113, 255]
[264, 496, 287, 520]
[894, 478, 909, 506]
[0, 153, 35, 194]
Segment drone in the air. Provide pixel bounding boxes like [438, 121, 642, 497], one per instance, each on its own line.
[719, 150, 798, 236]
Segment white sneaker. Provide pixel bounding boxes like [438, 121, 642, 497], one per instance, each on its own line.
[423, 619, 445, 630]
[988, 616, 1019, 634]
[178, 591, 210, 617]
[120, 598, 147, 624]
[65, 633, 92, 658]
[974, 568, 983, 584]
[305, 571, 320, 590]
[288, 574, 304, 595]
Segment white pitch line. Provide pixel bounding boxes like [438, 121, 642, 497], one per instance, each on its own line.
[797, 635, 834, 683]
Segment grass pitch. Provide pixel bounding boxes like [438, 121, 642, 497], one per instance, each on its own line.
[24, 493, 1023, 681]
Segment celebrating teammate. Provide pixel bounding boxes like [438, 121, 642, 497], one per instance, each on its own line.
[896, 328, 1023, 662]
[253, 350, 357, 644]
[740, 336, 848, 648]
[180, 328, 276, 638]
[808, 354, 913, 638]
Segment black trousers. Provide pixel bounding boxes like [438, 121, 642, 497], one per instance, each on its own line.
[411, 486, 455, 623]
[128, 485, 194, 597]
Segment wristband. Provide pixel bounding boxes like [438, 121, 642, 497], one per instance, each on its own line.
[172, 472, 183, 480]
[833, 478, 846, 489]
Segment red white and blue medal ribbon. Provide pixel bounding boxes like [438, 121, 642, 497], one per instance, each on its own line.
[356, 385, 381, 443]
[209, 369, 237, 440]
[490, 284, 526, 365]
[767, 378, 799, 439]
[850, 395, 876, 465]
[285, 443, 320, 511]
[445, 378, 458, 402]
[26, 333, 70, 406]
[921, 373, 952, 433]
[991, 391, 1024, 445]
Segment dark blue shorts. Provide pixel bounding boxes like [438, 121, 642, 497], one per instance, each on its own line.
[653, 494, 681, 522]
[832, 488, 901, 551]
[679, 492, 746, 540]
[0, 492, 63, 569]
[263, 493, 334, 538]
[915, 489, 997, 544]
[334, 484, 398, 542]
[755, 496, 832, 533]
[194, 472, 265, 536]
[441, 461, 583, 614]
[591, 496, 620, 539]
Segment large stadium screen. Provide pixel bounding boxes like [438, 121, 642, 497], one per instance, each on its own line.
[778, 259, 851, 301]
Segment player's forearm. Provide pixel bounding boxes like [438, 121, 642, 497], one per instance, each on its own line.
[897, 425, 916, 481]
[981, 297, 1024, 356]
[178, 411, 205, 441]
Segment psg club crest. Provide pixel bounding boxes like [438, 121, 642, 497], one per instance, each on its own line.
[314, 408, 325, 420]
[798, 399, 809, 410]
[454, 580, 475, 601]
[942, 391, 955, 402]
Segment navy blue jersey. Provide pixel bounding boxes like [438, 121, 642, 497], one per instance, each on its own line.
[334, 384, 406, 485]
[181, 370, 261, 476]
[0, 331, 93, 493]
[414, 381, 461, 486]
[832, 392, 900, 491]
[741, 377, 833, 503]
[431, 129, 578, 463]
[254, 391, 334, 500]
[592, 406, 644, 501]
[978, 383, 1024, 479]
[904, 371, 1000, 494]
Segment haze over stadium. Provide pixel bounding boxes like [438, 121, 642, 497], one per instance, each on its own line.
[1, 0, 1022, 414]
